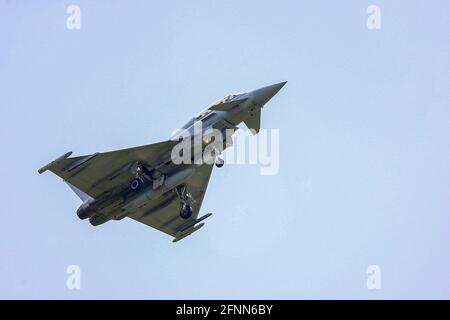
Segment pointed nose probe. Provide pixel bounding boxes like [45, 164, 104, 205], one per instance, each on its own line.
[251, 81, 287, 106]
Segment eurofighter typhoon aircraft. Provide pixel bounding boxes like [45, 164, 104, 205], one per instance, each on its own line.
[38, 82, 286, 242]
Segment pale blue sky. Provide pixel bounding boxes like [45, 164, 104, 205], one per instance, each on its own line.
[1, 0, 449, 299]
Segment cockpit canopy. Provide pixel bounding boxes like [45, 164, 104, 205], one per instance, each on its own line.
[215, 94, 237, 105]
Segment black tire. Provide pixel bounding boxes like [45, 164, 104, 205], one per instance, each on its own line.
[215, 158, 224, 168]
[179, 205, 193, 219]
[130, 178, 143, 192]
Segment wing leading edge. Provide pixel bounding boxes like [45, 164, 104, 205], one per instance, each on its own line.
[38, 140, 178, 199]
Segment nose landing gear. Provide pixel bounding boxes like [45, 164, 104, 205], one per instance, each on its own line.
[215, 157, 224, 168]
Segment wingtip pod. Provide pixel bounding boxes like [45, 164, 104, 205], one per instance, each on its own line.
[38, 151, 72, 174]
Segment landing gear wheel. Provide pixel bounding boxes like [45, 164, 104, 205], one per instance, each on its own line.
[179, 204, 193, 219]
[215, 157, 224, 168]
[130, 178, 143, 192]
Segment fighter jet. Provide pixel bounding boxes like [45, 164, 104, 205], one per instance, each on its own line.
[38, 82, 286, 242]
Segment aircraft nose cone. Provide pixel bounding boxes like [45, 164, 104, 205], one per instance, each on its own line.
[251, 81, 287, 106]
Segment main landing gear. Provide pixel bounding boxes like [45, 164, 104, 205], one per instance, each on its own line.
[130, 177, 143, 191]
[130, 162, 153, 192]
[176, 185, 194, 219]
